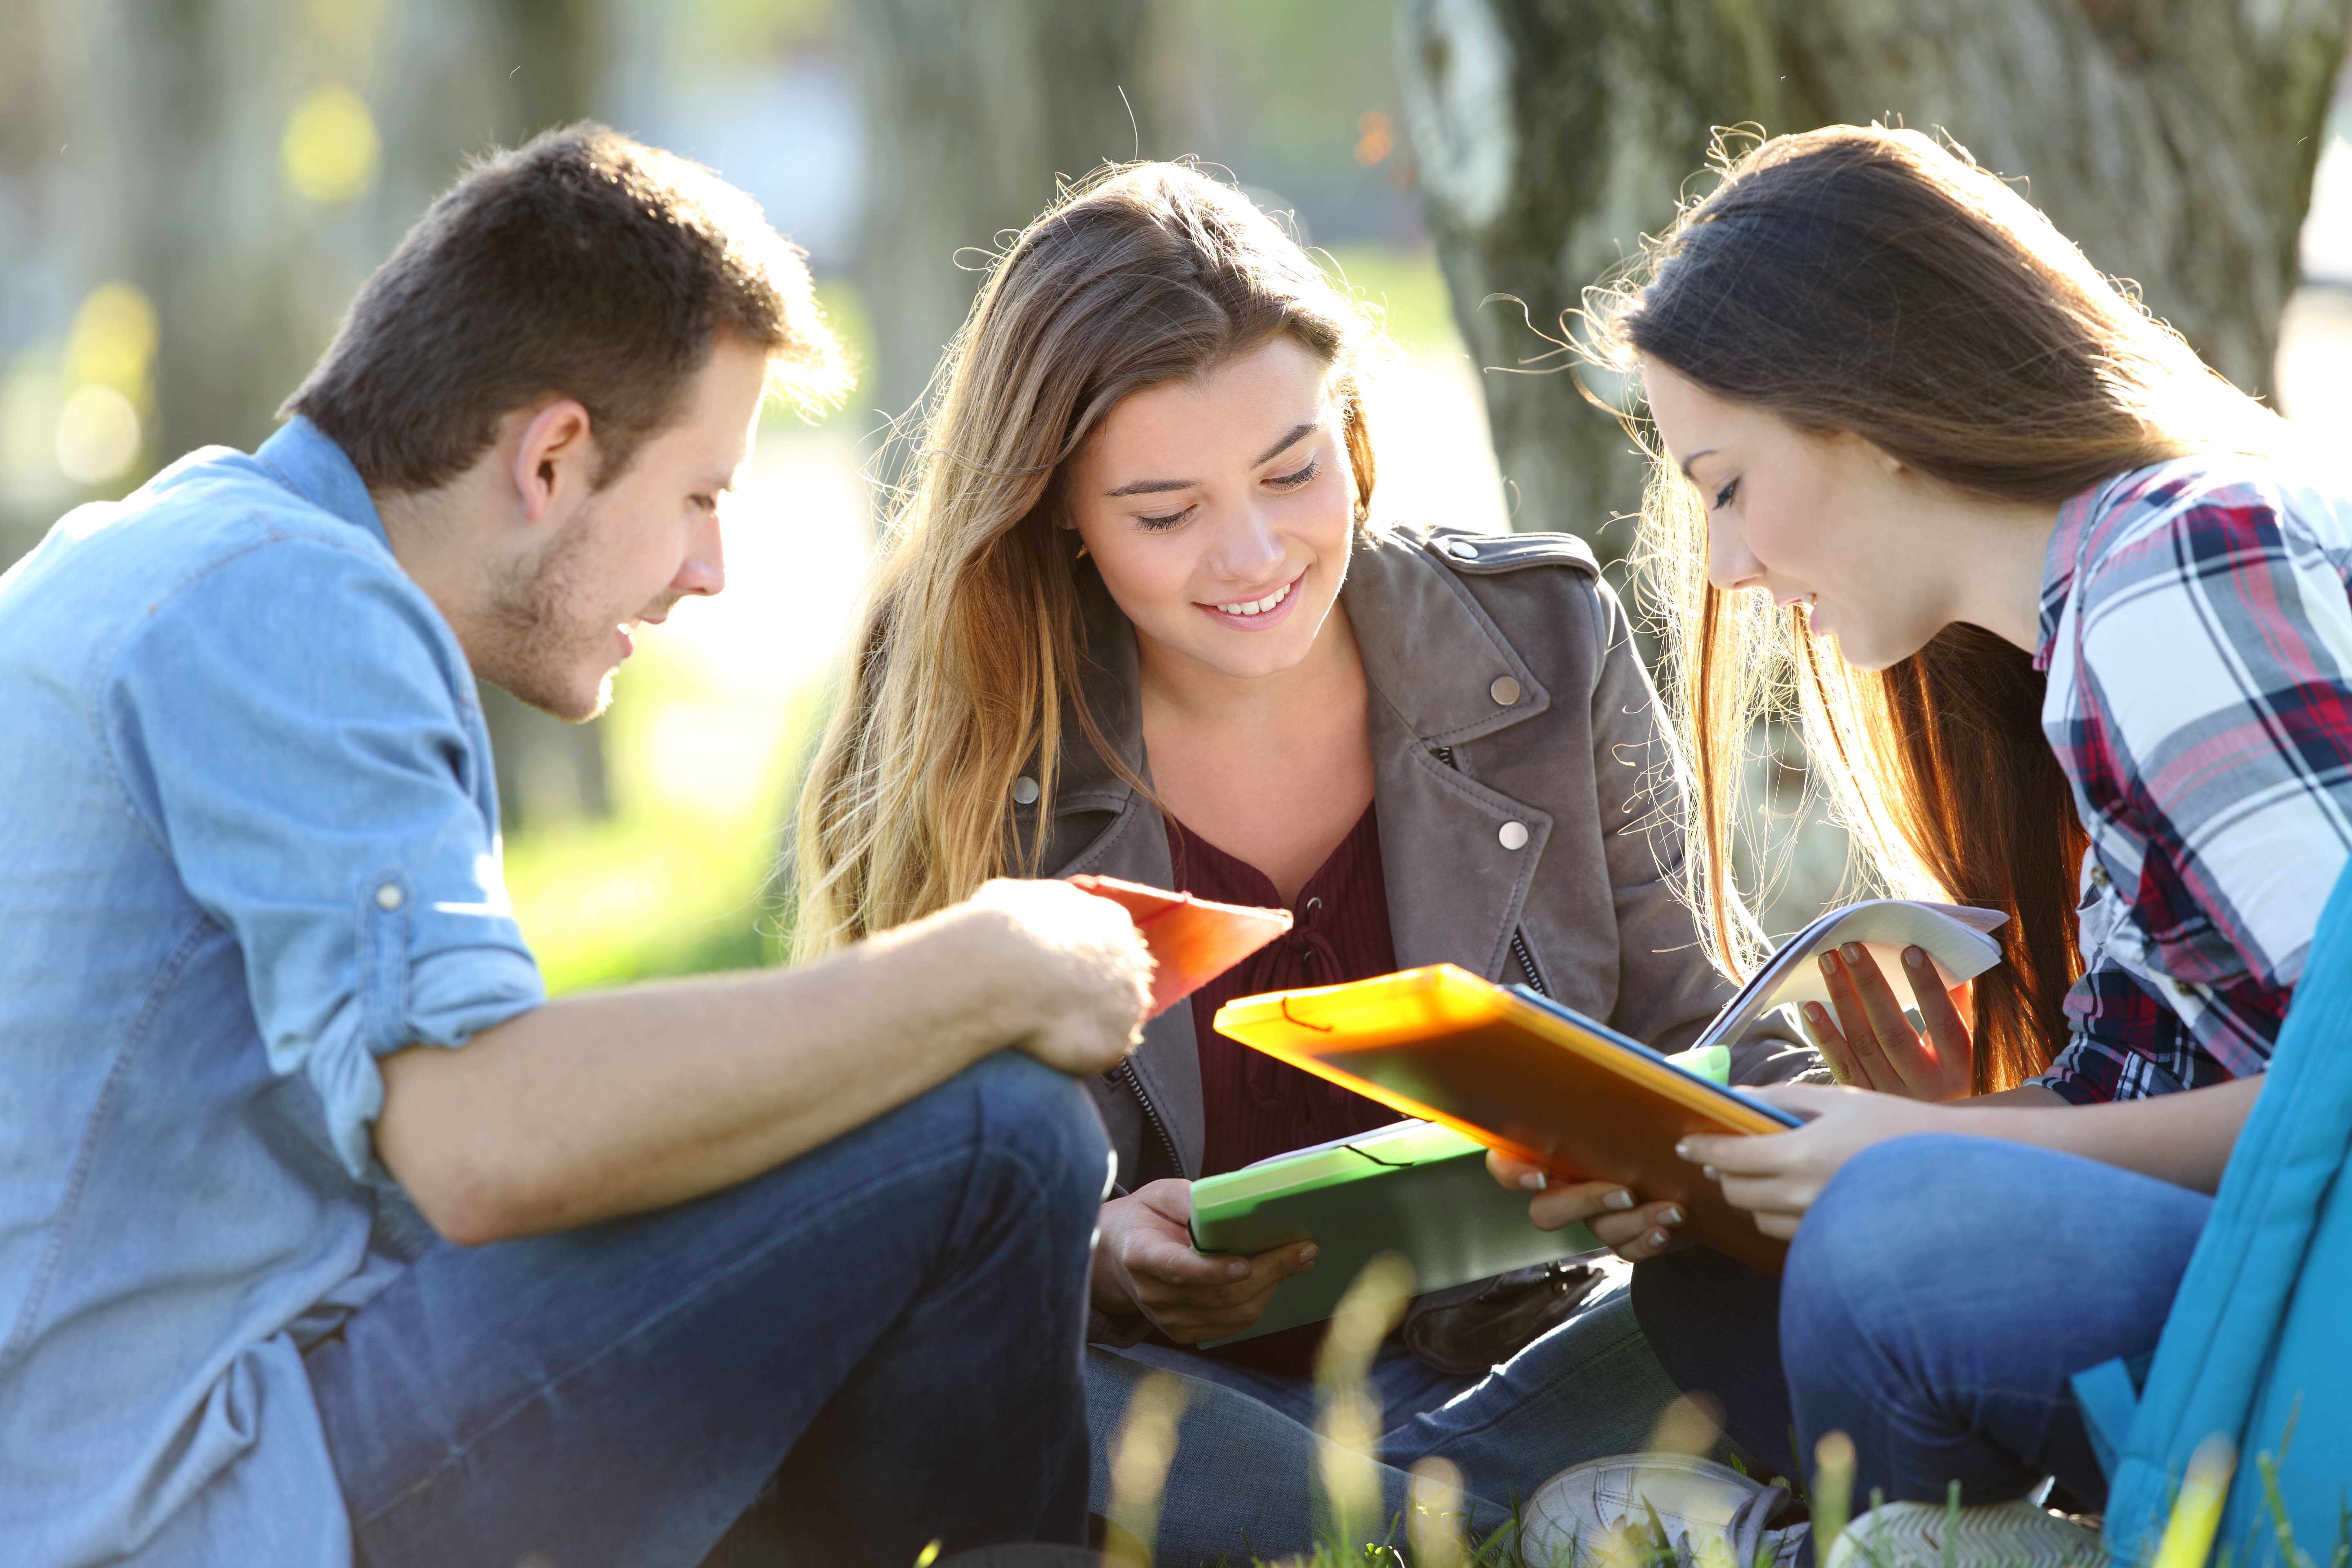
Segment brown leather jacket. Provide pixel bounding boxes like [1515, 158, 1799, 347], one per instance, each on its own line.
[1013, 524, 1816, 1207]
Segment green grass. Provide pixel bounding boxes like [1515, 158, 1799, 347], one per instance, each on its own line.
[501, 657, 823, 994]
[501, 803, 786, 991]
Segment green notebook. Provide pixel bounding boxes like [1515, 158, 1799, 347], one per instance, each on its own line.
[1186, 1118, 1604, 1347]
[1184, 1042, 1732, 1346]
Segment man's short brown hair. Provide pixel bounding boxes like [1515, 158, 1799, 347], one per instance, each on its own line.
[285, 122, 846, 492]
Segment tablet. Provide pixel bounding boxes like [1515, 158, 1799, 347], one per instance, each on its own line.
[1187, 1119, 1602, 1345]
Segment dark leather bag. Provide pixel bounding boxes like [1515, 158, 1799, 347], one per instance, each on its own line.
[1401, 1258, 1606, 1378]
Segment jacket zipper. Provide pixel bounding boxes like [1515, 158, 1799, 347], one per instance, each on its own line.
[1115, 1057, 1185, 1181]
[1432, 745, 1550, 998]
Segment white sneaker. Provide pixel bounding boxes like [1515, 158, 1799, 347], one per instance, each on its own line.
[1824, 1499, 2104, 1568]
[1519, 1453, 1807, 1568]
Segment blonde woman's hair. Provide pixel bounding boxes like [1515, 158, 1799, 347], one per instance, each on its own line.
[795, 162, 1386, 954]
[1588, 125, 2283, 1091]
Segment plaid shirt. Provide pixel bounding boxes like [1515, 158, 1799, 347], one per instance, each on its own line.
[2029, 456, 2352, 1103]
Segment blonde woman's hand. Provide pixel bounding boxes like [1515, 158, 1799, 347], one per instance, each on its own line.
[1091, 1180, 1317, 1343]
[960, 878, 1155, 1077]
[1485, 1149, 1693, 1263]
[1677, 1082, 1948, 1238]
[1803, 943, 1976, 1102]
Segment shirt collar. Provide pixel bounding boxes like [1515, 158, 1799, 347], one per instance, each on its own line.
[2034, 480, 2109, 670]
[253, 418, 390, 552]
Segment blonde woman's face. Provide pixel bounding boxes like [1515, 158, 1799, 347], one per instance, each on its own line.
[1643, 359, 1944, 672]
[1067, 336, 1358, 682]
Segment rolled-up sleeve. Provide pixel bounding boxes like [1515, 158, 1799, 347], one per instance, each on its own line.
[102, 536, 544, 1180]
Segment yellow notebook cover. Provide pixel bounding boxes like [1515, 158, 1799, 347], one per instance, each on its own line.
[1213, 964, 1800, 1273]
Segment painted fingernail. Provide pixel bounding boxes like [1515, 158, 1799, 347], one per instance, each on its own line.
[1904, 944, 1928, 969]
[1819, 951, 1839, 975]
[1227, 1260, 1249, 1278]
[1604, 1189, 1635, 1210]
[1661, 1206, 1685, 1225]
[1519, 1171, 1548, 1191]
[1299, 1244, 1319, 1263]
[1842, 942, 1864, 964]
[1702, 1164, 1719, 1182]
[1648, 1229, 1670, 1249]
[1674, 1140, 1695, 1160]
[1804, 1002, 1828, 1025]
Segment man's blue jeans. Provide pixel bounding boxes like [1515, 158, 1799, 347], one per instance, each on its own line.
[1633, 1134, 2210, 1504]
[303, 1052, 1113, 1568]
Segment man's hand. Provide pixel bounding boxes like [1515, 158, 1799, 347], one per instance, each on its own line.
[1485, 1150, 1689, 1263]
[1091, 1180, 1317, 1344]
[1804, 944, 1975, 1101]
[963, 878, 1155, 1078]
[1676, 1082, 1948, 1238]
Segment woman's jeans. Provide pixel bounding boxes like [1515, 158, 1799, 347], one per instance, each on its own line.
[1088, 1263, 1683, 1563]
[1633, 1134, 2211, 1506]
[303, 1052, 1113, 1568]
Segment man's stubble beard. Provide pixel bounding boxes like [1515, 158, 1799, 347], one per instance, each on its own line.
[475, 512, 618, 724]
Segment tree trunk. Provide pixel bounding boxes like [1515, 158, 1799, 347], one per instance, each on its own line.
[841, 0, 1154, 449]
[1396, 0, 2352, 575]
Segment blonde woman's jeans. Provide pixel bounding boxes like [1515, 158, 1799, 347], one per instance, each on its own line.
[1085, 1265, 1682, 1562]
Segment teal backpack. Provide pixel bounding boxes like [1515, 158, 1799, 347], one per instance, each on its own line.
[2077, 864, 2352, 1565]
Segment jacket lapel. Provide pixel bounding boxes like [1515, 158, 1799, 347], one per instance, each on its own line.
[1346, 536, 1555, 982]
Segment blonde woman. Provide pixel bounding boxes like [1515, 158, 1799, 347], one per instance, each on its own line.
[797, 163, 1814, 1557]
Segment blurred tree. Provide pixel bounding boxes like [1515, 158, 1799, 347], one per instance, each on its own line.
[42, 0, 610, 829]
[1394, 0, 2352, 573]
[841, 0, 1153, 449]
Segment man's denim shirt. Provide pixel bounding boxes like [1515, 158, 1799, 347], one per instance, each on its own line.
[0, 420, 545, 1566]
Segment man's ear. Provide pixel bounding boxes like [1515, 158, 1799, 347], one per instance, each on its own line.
[509, 399, 597, 528]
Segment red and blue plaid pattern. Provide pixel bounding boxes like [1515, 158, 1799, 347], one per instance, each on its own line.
[2028, 457, 2352, 1103]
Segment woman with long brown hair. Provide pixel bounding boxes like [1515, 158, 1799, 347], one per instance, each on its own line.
[1561, 123, 2352, 1559]
[796, 161, 1817, 1558]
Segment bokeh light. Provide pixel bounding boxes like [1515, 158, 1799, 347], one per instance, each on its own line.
[281, 85, 381, 205]
[55, 386, 142, 486]
[45, 282, 160, 490]
[64, 284, 158, 397]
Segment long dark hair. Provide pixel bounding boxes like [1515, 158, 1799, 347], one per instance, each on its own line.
[1590, 125, 2281, 1091]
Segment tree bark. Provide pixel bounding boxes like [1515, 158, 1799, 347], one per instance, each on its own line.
[1396, 0, 2352, 572]
[841, 0, 1154, 448]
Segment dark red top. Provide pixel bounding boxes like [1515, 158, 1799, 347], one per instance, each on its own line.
[1165, 802, 1405, 1177]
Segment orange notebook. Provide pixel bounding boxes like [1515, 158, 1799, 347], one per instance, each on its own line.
[1214, 964, 1800, 1272]
[1067, 875, 1292, 1018]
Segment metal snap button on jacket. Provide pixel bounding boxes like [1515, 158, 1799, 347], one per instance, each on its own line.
[374, 883, 404, 911]
[1446, 539, 1479, 560]
[1490, 675, 1521, 706]
[1011, 775, 1041, 806]
[1498, 820, 1530, 851]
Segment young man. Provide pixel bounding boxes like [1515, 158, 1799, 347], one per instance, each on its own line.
[0, 125, 1153, 1568]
